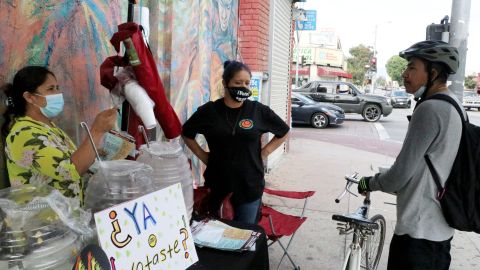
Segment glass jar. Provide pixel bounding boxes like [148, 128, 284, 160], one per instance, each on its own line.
[137, 141, 193, 221]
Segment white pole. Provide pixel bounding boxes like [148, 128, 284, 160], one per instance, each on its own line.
[295, 22, 300, 87]
[372, 25, 378, 94]
[449, 0, 471, 101]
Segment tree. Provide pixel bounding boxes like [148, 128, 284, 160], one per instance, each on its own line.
[465, 74, 477, 90]
[376, 76, 386, 88]
[347, 45, 373, 85]
[386, 55, 407, 86]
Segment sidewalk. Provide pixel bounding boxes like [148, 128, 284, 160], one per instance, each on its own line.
[265, 134, 480, 270]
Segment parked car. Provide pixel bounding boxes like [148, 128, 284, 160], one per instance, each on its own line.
[389, 89, 412, 108]
[291, 93, 345, 128]
[292, 81, 393, 122]
[463, 91, 480, 110]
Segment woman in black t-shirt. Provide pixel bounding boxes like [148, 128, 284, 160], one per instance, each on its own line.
[182, 60, 289, 224]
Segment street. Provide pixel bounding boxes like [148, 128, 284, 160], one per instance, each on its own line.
[266, 104, 480, 270]
[379, 101, 480, 143]
[293, 100, 480, 152]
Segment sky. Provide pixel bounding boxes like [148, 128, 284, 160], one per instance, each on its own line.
[298, 0, 479, 78]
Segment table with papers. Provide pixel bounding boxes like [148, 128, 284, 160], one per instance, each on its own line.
[188, 219, 269, 270]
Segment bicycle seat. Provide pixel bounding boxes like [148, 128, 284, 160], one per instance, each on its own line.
[332, 213, 379, 230]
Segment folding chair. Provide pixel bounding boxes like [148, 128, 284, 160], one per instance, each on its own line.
[258, 188, 315, 270]
[193, 187, 234, 220]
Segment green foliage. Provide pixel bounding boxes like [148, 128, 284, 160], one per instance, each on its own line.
[386, 56, 407, 86]
[465, 74, 478, 90]
[346, 45, 374, 85]
[376, 76, 386, 88]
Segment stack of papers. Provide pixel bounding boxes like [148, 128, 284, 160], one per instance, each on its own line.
[191, 219, 260, 252]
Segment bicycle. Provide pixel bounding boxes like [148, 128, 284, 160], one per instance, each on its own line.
[332, 172, 386, 270]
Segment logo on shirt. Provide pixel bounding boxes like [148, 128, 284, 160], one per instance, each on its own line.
[239, 119, 254, 129]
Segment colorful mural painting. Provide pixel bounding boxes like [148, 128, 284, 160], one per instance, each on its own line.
[0, 0, 126, 187]
[0, 0, 239, 186]
[150, 0, 238, 120]
[150, 0, 239, 184]
[211, 0, 239, 101]
[0, 0, 124, 139]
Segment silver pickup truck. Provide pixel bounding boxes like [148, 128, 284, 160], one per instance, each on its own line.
[463, 91, 480, 111]
[293, 81, 393, 122]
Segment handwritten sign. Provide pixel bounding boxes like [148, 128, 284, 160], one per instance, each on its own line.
[94, 183, 198, 270]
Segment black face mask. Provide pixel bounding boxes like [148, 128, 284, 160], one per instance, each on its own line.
[227, 87, 252, 102]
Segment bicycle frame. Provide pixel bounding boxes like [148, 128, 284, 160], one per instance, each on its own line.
[342, 232, 361, 270]
[336, 173, 374, 270]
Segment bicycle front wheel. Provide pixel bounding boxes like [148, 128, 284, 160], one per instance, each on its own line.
[360, 214, 386, 270]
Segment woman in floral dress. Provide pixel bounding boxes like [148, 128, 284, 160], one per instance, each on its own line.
[1, 66, 117, 203]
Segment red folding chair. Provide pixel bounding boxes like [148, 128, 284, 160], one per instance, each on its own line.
[193, 187, 234, 220]
[258, 188, 315, 270]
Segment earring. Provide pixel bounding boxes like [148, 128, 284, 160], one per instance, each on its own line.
[4, 97, 14, 107]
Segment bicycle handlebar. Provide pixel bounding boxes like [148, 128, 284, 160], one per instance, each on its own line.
[345, 175, 360, 184]
[335, 172, 361, 203]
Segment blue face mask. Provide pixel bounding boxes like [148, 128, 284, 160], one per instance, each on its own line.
[414, 85, 427, 100]
[35, 93, 64, 118]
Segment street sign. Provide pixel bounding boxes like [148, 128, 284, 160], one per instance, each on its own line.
[296, 10, 316, 31]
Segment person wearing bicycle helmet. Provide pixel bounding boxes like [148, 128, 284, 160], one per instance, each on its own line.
[357, 40, 465, 270]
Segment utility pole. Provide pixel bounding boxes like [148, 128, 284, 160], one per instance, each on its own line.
[293, 8, 307, 88]
[372, 25, 378, 94]
[371, 21, 390, 94]
[449, 0, 471, 100]
[295, 26, 301, 87]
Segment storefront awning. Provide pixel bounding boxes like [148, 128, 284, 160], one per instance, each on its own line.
[317, 66, 352, 79]
[290, 66, 310, 76]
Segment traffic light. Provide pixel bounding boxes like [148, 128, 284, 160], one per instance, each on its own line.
[301, 55, 307, 66]
[370, 57, 377, 72]
[426, 16, 450, 42]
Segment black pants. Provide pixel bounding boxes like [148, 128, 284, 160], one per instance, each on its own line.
[387, 234, 452, 270]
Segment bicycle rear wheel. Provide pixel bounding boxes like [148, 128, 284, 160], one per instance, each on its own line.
[360, 214, 386, 270]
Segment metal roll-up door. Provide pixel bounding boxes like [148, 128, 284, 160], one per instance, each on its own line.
[267, 0, 292, 170]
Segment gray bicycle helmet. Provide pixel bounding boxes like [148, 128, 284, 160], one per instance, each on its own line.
[399, 40, 459, 74]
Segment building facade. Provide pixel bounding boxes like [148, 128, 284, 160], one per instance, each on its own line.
[0, 0, 297, 185]
[291, 28, 352, 86]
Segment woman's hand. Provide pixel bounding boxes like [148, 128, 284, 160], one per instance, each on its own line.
[182, 136, 209, 165]
[261, 148, 270, 160]
[71, 108, 117, 175]
[198, 151, 209, 165]
[261, 133, 288, 160]
[91, 108, 118, 134]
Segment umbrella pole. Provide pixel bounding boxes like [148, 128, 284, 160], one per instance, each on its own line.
[127, 0, 135, 22]
[121, 0, 137, 131]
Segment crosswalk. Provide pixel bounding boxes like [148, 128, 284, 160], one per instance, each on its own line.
[374, 122, 390, 141]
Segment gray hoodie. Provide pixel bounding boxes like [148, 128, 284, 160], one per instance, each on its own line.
[369, 91, 464, 241]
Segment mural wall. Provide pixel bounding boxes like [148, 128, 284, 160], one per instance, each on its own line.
[151, 0, 239, 183]
[0, 0, 124, 139]
[0, 0, 125, 187]
[0, 0, 239, 186]
[152, 0, 238, 121]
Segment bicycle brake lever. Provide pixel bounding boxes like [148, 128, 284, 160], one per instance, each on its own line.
[335, 189, 348, 203]
[346, 183, 359, 197]
[336, 173, 361, 203]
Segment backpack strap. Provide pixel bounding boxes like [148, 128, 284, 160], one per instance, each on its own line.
[424, 94, 466, 200]
[424, 155, 447, 199]
[427, 94, 468, 123]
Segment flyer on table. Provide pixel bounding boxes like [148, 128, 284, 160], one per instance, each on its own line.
[94, 183, 198, 270]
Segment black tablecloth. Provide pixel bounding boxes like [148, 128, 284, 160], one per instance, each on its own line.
[187, 220, 269, 270]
